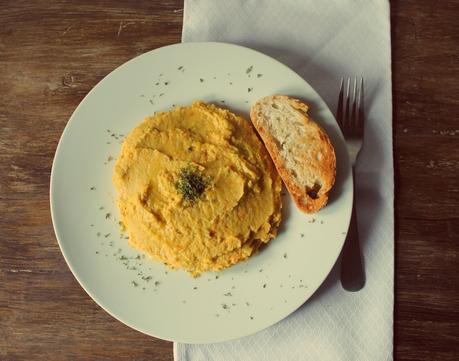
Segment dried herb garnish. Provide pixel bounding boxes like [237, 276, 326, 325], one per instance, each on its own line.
[246, 65, 253, 74]
[175, 166, 209, 203]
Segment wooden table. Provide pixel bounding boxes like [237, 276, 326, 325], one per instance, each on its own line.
[1, 1, 458, 360]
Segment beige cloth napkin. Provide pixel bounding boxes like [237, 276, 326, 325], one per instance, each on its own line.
[175, 1, 393, 360]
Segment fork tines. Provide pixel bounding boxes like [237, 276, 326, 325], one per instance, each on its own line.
[337, 77, 364, 134]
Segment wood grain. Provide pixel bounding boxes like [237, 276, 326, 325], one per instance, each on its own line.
[1, 0, 458, 360]
[392, 0, 459, 360]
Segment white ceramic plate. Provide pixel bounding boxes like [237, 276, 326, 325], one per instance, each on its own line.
[50, 42, 352, 344]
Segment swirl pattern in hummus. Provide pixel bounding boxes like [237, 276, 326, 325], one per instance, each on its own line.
[113, 101, 282, 276]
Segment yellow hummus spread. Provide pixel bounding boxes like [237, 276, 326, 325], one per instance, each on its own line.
[113, 101, 282, 276]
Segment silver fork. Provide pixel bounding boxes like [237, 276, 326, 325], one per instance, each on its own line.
[337, 77, 365, 292]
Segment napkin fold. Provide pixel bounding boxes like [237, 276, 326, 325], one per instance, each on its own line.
[176, 1, 393, 360]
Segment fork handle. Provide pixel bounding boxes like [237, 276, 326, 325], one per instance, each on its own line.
[340, 168, 365, 292]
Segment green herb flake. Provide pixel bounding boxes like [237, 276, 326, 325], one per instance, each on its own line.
[90, 186, 96, 191]
[154, 281, 160, 286]
[283, 253, 287, 259]
[193, 286, 198, 290]
[105, 213, 111, 219]
[104, 233, 110, 238]
[224, 292, 232, 297]
[246, 65, 253, 74]
[96, 232, 101, 237]
[300, 233, 305, 238]
[159, 93, 164, 97]
[263, 284, 267, 288]
[248, 87, 253, 93]
[142, 276, 152, 282]
[164, 82, 169, 86]
[119, 255, 128, 261]
[99, 206, 104, 210]
[95, 251, 99, 254]
[175, 165, 209, 203]
[199, 78, 204, 83]
[257, 73, 263, 78]
[250, 316, 254, 320]
[178, 66, 183, 70]
[131, 281, 138, 287]
[221, 304, 228, 310]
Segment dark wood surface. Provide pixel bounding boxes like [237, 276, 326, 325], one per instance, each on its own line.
[1, 1, 458, 360]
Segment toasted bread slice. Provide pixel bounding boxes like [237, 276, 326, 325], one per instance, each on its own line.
[250, 95, 336, 213]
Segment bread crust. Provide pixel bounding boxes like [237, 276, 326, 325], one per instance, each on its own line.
[250, 95, 336, 213]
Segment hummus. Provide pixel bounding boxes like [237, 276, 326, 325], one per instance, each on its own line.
[113, 101, 282, 276]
